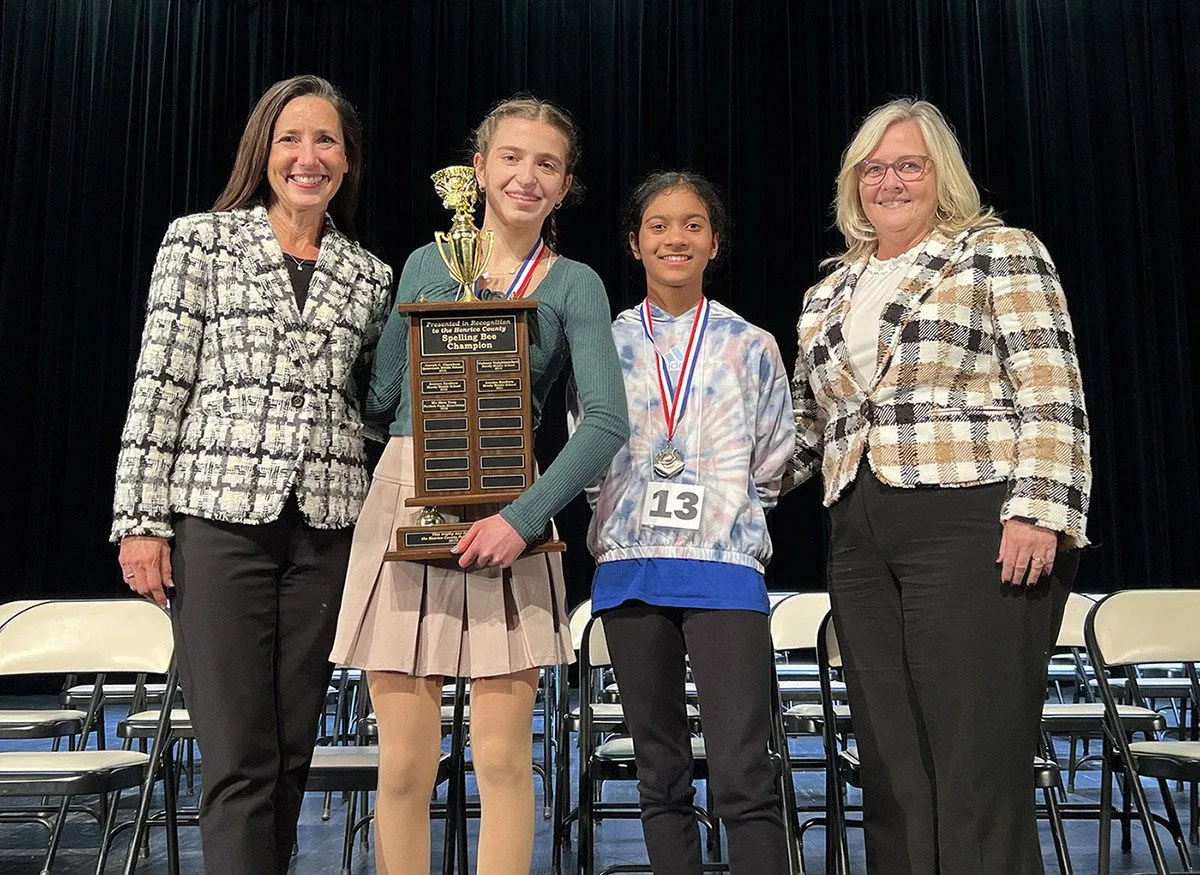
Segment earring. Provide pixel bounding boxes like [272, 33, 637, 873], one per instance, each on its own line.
[554, 201, 563, 210]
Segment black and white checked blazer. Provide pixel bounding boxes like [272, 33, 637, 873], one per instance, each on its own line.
[791, 225, 1091, 547]
[111, 205, 393, 541]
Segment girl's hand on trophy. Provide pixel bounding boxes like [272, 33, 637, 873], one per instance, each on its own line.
[453, 514, 528, 569]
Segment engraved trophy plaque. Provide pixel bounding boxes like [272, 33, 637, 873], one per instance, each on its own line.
[385, 167, 566, 562]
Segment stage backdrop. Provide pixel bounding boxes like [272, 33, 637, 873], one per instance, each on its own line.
[2, 0, 1198, 606]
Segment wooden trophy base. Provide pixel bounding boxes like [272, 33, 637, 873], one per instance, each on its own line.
[384, 523, 566, 563]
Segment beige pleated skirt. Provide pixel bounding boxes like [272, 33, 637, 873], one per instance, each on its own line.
[330, 437, 574, 679]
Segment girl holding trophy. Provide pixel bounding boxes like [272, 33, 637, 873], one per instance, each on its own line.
[581, 172, 795, 874]
[331, 96, 628, 874]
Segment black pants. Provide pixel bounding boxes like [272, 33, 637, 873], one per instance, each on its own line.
[827, 469, 1074, 875]
[602, 604, 790, 875]
[170, 497, 351, 875]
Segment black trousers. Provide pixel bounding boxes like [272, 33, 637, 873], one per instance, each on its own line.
[170, 497, 351, 875]
[827, 469, 1074, 875]
[602, 604, 790, 875]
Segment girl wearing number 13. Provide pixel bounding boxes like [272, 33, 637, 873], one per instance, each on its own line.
[578, 172, 796, 874]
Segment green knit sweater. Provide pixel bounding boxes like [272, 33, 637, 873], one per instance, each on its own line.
[366, 243, 630, 542]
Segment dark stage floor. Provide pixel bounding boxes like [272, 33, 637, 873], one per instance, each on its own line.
[0, 694, 1193, 874]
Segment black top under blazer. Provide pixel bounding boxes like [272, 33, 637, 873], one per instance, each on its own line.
[111, 205, 393, 541]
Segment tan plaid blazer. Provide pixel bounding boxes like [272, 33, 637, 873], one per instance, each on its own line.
[791, 225, 1091, 547]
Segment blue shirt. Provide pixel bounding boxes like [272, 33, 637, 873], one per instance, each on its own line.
[592, 557, 769, 614]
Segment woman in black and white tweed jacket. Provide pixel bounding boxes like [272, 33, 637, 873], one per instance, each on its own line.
[111, 76, 391, 875]
[790, 99, 1091, 874]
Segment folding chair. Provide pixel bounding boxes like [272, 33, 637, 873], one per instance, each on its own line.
[0, 600, 89, 752]
[1086, 589, 1200, 875]
[0, 599, 177, 875]
[768, 592, 853, 872]
[816, 611, 1074, 875]
[306, 674, 465, 875]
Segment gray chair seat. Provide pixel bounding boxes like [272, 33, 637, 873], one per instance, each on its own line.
[778, 677, 847, 703]
[1090, 676, 1195, 698]
[1128, 741, 1200, 781]
[784, 702, 852, 734]
[0, 709, 87, 738]
[593, 735, 708, 781]
[63, 682, 168, 707]
[117, 708, 194, 738]
[305, 745, 381, 792]
[1041, 701, 1164, 733]
[567, 702, 700, 732]
[0, 750, 149, 796]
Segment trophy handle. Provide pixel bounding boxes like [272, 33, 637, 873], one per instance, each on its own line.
[478, 230, 496, 285]
[433, 232, 460, 281]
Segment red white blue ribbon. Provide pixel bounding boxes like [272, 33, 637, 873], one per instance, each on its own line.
[504, 238, 548, 299]
[473, 238, 548, 299]
[639, 296, 711, 442]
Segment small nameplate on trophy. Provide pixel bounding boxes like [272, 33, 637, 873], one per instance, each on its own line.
[424, 417, 468, 432]
[481, 455, 525, 469]
[479, 435, 524, 450]
[424, 457, 470, 472]
[422, 398, 467, 414]
[478, 396, 521, 411]
[478, 377, 522, 393]
[481, 474, 527, 490]
[425, 476, 470, 492]
[425, 436, 469, 452]
[420, 316, 518, 357]
[421, 379, 466, 394]
[402, 528, 468, 549]
[477, 358, 521, 373]
[420, 360, 466, 376]
[479, 416, 523, 430]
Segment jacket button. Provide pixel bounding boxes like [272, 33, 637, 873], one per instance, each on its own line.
[291, 394, 306, 409]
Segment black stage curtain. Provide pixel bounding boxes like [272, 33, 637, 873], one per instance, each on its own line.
[2, 0, 1198, 606]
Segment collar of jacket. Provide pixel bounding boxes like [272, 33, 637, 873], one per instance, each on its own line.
[231, 204, 361, 366]
[819, 225, 976, 396]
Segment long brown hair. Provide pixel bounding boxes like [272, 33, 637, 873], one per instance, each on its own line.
[473, 95, 582, 251]
[212, 75, 364, 238]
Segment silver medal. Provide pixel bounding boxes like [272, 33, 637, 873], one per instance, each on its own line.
[653, 444, 685, 479]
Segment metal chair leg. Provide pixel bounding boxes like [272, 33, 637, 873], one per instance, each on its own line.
[1042, 785, 1074, 875]
[1124, 762, 1172, 874]
[1156, 776, 1192, 869]
[1099, 745, 1113, 875]
[94, 785, 125, 875]
[39, 794, 72, 875]
[542, 667, 554, 819]
[442, 677, 468, 875]
[164, 741, 181, 875]
[340, 785, 356, 875]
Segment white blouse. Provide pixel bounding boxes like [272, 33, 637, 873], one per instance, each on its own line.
[844, 246, 923, 385]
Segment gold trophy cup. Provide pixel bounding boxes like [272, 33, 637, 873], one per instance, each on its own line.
[431, 166, 495, 304]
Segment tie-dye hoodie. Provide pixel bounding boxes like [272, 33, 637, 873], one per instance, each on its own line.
[580, 299, 795, 574]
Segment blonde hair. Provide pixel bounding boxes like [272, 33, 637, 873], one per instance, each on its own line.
[473, 95, 581, 250]
[825, 98, 1001, 268]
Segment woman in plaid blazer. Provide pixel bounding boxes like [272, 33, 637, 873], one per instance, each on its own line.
[791, 99, 1091, 874]
[111, 76, 392, 874]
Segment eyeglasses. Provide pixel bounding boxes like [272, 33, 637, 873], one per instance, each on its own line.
[856, 155, 933, 184]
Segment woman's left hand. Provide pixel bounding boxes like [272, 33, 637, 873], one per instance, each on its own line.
[453, 514, 528, 570]
[997, 519, 1058, 586]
